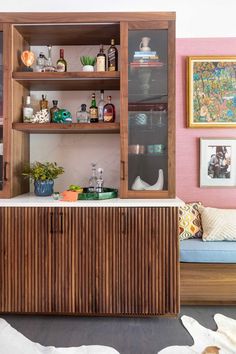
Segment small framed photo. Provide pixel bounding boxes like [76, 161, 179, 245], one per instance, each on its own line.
[187, 56, 236, 127]
[200, 138, 236, 187]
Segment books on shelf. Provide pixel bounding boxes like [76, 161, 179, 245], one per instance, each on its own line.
[130, 61, 164, 68]
[131, 49, 163, 68]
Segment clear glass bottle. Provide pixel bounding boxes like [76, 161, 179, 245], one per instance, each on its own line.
[96, 167, 104, 193]
[88, 162, 97, 192]
[103, 95, 116, 122]
[97, 44, 106, 72]
[23, 96, 34, 123]
[89, 93, 98, 123]
[50, 100, 60, 121]
[43, 45, 57, 72]
[108, 39, 118, 71]
[77, 104, 89, 123]
[98, 90, 105, 122]
[56, 49, 67, 72]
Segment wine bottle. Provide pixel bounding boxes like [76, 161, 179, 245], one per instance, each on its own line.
[89, 93, 98, 123]
[56, 49, 67, 72]
[103, 95, 115, 122]
[108, 39, 118, 71]
[97, 44, 106, 72]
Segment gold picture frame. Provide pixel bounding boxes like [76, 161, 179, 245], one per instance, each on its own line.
[187, 56, 236, 128]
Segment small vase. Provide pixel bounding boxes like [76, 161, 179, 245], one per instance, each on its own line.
[82, 65, 94, 72]
[34, 180, 54, 196]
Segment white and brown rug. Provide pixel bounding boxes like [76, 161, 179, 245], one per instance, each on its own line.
[0, 318, 119, 354]
[159, 314, 236, 354]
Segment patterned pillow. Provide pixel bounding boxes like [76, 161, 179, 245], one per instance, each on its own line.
[199, 206, 236, 241]
[179, 203, 203, 240]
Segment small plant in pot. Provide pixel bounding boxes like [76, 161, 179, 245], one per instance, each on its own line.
[22, 161, 64, 197]
[80, 56, 96, 72]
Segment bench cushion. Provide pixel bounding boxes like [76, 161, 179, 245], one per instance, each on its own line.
[180, 238, 236, 263]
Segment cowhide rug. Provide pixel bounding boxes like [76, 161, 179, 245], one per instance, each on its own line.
[0, 318, 119, 354]
[159, 314, 236, 354]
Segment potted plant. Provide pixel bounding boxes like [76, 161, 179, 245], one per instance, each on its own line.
[22, 161, 64, 196]
[80, 56, 96, 72]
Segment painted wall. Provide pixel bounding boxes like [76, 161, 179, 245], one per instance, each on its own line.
[176, 38, 236, 207]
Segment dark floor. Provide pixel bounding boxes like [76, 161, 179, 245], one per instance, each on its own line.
[2, 307, 236, 354]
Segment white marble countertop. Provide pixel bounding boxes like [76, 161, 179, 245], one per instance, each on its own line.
[0, 193, 184, 207]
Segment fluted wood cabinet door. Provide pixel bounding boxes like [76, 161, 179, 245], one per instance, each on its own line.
[0, 207, 52, 313]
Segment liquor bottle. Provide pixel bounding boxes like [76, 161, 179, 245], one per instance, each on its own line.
[98, 90, 105, 121]
[56, 49, 67, 72]
[88, 162, 97, 192]
[40, 94, 48, 110]
[89, 93, 98, 123]
[108, 39, 118, 71]
[36, 52, 46, 72]
[97, 44, 106, 72]
[50, 100, 60, 121]
[103, 96, 115, 122]
[42, 45, 57, 72]
[23, 96, 34, 123]
[77, 104, 89, 123]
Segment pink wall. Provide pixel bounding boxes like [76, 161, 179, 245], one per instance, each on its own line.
[176, 38, 236, 208]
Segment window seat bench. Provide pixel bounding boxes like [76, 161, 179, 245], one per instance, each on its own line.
[180, 238, 236, 304]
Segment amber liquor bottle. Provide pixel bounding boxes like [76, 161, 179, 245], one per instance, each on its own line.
[89, 93, 99, 123]
[108, 39, 118, 71]
[103, 96, 115, 122]
[97, 44, 106, 72]
[56, 49, 67, 72]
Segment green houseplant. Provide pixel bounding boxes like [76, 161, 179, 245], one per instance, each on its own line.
[22, 161, 64, 196]
[80, 56, 96, 72]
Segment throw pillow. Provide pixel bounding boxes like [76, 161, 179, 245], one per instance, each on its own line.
[199, 206, 236, 241]
[179, 203, 203, 240]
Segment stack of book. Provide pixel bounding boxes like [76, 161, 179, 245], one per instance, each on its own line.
[130, 51, 163, 68]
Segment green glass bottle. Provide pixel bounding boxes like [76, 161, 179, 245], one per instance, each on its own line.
[89, 93, 98, 123]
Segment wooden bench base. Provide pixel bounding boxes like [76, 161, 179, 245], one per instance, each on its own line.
[180, 263, 236, 305]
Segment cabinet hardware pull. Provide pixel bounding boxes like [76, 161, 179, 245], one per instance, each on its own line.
[121, 161, 125, 180]
[121, 211, 127, 234]
[50, 212, 54, 233]
[3, 161, 8, 181]
[60, 212, 63, 234]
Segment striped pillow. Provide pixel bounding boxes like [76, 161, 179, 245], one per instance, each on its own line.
[179, 203, 203, 240]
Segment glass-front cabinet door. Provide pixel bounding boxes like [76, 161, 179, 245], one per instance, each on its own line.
[120, 21, 175, 198]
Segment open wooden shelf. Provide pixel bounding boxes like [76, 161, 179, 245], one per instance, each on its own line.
[14, 23, 120, 46]
[12, 122, 120, 134]
[12, 71, 120, 91]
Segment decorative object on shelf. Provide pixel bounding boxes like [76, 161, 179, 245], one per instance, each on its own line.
[22, 161, 64, 197]
[78, 187, 118, 200]
[42, 45, 57, 72]
[103, 95, 116, 122]
[23, 95, 34, 122]
[77, 103, 89, 123]
[128, 144, 145, 155]
[31, 109, 50, 123]
[89, 93, 98, 123]
[60, 185, 83, 202]
[56, 48, 67, 72]
[52, 191, 61, 200]
[35, 52, 46, 72]
[147, 144, 165, 155]
[137, 68, 152, 95]
[187, 56, 236, 127]
[108, 39, 118, 71]
[134, 113, 148, 125]
[200, 138, 236, 187]
[52, 109, 72, 123]
[131, 169, 164, 190]
[50, 100, 60, 121]
[97, 44, 106, 72]
[80, 56, 96, 72]
[21, 50, 35, 72]
[139, 37, 151, 52]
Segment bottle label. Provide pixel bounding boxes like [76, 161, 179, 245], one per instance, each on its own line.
[23, 107, 34, 122]
[57, 62, 66, 72]
[90, 107, 98, 119]
[104, 113, 113, 122]
[97, 56, 105, 72]
[108, 50, 116, 71]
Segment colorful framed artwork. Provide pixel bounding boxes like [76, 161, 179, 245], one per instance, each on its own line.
[200, 138, 236, 187]
[187, 56, 236, 127]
